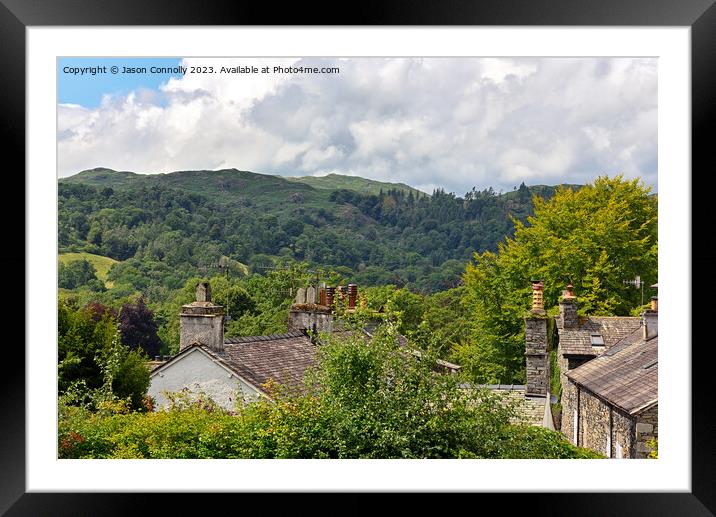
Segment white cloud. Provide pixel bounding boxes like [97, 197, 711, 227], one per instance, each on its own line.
[58, 57, 658, 193]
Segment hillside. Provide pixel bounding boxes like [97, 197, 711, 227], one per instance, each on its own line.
[59, 167, 573, 295]
[62, 167, 332, 211]
[58, 252, 118, 288]
[287, 173, 426, 197]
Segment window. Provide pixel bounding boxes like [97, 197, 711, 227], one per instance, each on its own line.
[616, 441, 623, 459]
[606, 432, 611, 458]
[590, 333, 605, 346]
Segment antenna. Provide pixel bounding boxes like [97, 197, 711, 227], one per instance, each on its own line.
[623, 275, 645, 306]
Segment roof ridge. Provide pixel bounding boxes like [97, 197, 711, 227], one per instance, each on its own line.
[224, 330, 306, 344]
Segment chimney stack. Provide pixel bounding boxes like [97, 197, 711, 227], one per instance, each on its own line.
[525, 280, 549, 397]
[288, 284, 334, 333]
[558, 283, 579, 330]
[642, 294, 658, 340]
[179, 282, 225, 353]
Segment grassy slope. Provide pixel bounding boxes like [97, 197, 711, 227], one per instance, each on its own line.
[59, 252, 118, 287]
[287, 173, 427, 197]
[61, 168, 334, 212]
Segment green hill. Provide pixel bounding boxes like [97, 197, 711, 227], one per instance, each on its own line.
[62, 168, 333, 212]
[287, 173, 427, 197]
[62, 168, 143, 189]
[58, 252, 119, 287]
[59, 167, 577, 294]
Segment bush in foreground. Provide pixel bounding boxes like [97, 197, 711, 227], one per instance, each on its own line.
[58, 323, 600, 459]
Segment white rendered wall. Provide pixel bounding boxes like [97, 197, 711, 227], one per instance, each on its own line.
[148, 348, 261, 411]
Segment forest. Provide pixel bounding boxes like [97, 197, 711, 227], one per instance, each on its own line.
[59, 167, 567, 294]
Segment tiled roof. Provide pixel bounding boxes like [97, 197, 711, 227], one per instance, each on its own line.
[558, 316, 642, 356]
[566, 336, 657, 415]
[220, 331, 317, 395]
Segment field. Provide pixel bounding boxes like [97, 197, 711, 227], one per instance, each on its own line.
[58, 252, 119, 287]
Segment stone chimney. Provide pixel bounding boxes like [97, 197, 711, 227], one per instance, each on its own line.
[557, 283, 579, 330]
[642, 295, 658, 340]
[525, 280, 549, 397]
[179, 282, 225, 353]
[288, 284, 333, 334]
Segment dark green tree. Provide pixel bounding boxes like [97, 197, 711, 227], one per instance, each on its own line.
[118, 297, 163, 358]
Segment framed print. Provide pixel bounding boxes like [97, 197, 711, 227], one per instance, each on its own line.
[6, 0, 716, 513]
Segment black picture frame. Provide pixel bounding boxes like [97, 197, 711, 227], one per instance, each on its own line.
[4, 0, 714, 513]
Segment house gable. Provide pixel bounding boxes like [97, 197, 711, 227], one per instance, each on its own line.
[148, 346, 264, 411]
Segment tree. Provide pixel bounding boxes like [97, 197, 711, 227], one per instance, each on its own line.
[460, 175, 658, 383]
[58, 300, 150, 411]
[203, 275, 255, 323]
[118, 297, 163, 358]
[59, 259, 103, 290]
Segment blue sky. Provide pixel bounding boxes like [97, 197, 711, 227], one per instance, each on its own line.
[57, 57, 657, 194]
[58, 57, 183, 108]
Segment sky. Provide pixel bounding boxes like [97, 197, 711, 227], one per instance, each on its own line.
[57, 57, 658, 195]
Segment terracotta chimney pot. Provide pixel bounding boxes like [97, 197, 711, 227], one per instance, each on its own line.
[531, 280, 544, 311]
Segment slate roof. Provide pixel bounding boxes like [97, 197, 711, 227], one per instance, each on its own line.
[558, 316, 643, 356]
[566, 336, 658, 415]
[221, 330, 317, 395]
[153, 325, 463, 399]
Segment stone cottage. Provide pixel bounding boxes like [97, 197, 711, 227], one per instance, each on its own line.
[555, 285, 658, 458]
[148, 282, 342, 411]
[148, 281, 460, 412]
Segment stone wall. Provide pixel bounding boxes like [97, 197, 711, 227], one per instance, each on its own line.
[561, 379, 643, 458]
[489, 388, 548, 427]
[634, 404, 658, 458]
[561, 379, 577, 443]
[612, 406, 635, 459]
[578, 388, 612, 456]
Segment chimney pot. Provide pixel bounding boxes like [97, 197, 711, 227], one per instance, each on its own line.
[196, 282, 211, 302]
[348, 284, 358, 310]
[319, 288, 326, 306]
[325, 286, 335, 308]
[650, 296, 658, 312]
[531, 280, 544, 311]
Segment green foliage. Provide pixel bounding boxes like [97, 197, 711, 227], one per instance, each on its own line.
[58, 321, 598, 459]
[58, 259, 104, 291]
[647, 437, 658, 459]
[59, 252, 118, 287]
[118, 297, 163, 358]
[58, 300, 150, 411]
[492, 425, 603, 459]
[459, 176, 658, 384]
[288, 172, 424, 197]
[59, 168, 559, 296]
